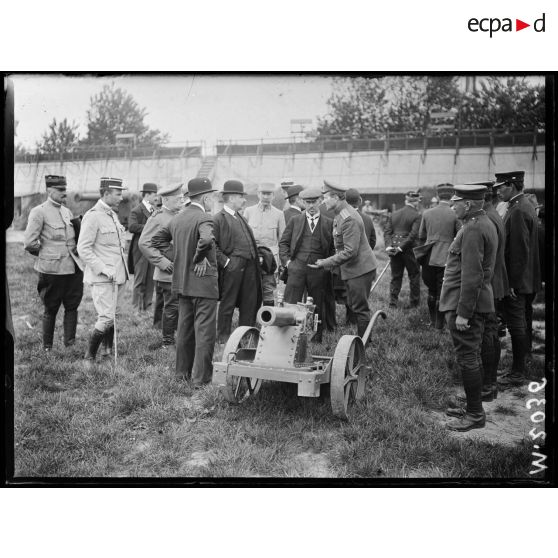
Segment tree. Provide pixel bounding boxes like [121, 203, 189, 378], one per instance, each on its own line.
[83, 83, 168, 146]
[36, 117, 80, 154]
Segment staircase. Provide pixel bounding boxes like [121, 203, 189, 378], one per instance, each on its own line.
[197, 156, 217, 179]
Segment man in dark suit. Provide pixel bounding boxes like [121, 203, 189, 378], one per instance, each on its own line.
[312, 180, 376, 339]
[496, 171, 541, 387]
[416, 183, 459, 327]
[384, 191, 422, 308]
[279, 187, 334, 343]
[151, 177, 218, 387]
[213, 180, 262, 344]
[440, 185, 497, 432]
[128, 182, 158, 311]
[283, 184, 305, 224]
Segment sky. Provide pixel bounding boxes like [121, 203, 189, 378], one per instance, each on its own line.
[11, 74, 335, 150]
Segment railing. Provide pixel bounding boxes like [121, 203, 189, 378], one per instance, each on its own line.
[15, 142, 204, 163]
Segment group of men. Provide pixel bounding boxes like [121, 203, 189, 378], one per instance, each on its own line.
[24, 169, 543, 429]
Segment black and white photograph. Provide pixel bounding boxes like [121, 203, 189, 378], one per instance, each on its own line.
[4, 72, 552, 482]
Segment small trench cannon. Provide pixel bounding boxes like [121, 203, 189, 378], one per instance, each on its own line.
[212, 296, 387, 420]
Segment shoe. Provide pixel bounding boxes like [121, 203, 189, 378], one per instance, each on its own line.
[447, 412, 486, 432]
[498, 373, 525, 387]
[446, 406, 465, 418]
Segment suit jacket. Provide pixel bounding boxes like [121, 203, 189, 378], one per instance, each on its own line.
[127, 202, 152, 274]
[503, 194, 541, 294]
[358, 209, 377, 250]
[439, 211, 497, 318]
[151, 204, 218, 299]
[284, 206, 303, 225]
[319, 201, 376, 280]
[417, 202, 459, 267]
[485, 202, 509, 300]
[384, 204, 421, 252]
[138, 206, 179, 283]
[279, 212, 334, 265]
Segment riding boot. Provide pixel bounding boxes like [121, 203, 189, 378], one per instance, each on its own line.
[63, 310, 78, 347]
[42, 313, 57, 350]
[427, 295, 436, 326]
[84, 329, 105, 366]
[100, 325, 114, 357]
[356, 319, 368, 341]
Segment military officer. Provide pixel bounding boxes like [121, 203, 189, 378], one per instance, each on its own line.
[283, 184, 305, 224]
[415, 183, 459, 328]
[384, 191, 422, 308]
[311, 180, 376, 339]
[213, 180, 262, 344]
[496, 171, 541, 386]
[151, 178, 219, 386]
[138, 183, 185, 348]
[279, 187, 334, 343]
[128, 182, 158, 311]
[24, 175, 84, 351]
[440, 185, 497, 432]
[243, 183, 286, 306]
[77, 177, 129, 368]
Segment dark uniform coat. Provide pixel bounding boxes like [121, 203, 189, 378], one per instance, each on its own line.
[127, 201, 152, 274]
[484, 202, 509, 300]
[439, 210, 498, 319]
[359, 209, 377, 250]
[503, 194, 541, 294]
[384, 204, 421, 252]
[151, 204, 218, 299]
[417, 202, 459, 267]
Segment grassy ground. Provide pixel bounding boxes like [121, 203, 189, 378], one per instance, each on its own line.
[7, 242, 547, 480]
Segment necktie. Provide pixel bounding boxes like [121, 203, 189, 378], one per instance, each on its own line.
[310, 217, 316, 233]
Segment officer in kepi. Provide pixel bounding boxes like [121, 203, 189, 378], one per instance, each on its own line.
[311, 180, 376, 339]
[24, 175, 84, 352]
[439, 185, 497, 432]
[77, 177, 129, 369]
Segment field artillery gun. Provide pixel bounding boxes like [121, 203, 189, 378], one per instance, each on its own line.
[212, 296, 386, 420]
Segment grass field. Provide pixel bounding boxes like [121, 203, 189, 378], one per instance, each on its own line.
[7, 242, 547, 480]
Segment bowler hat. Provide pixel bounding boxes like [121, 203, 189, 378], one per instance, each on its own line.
[186, 177, 215, 197]
[345, 188, 362, 206]
[285, 185, 304, 199]
[45, 175, 67, 190]
[141, 182, 158, 194]
[221, 180, 246, 195]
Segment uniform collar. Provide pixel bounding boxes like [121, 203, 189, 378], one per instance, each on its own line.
[98, 199, 115, 214]
[509, 193, 524, 204]
[258, 202, 272, 212]
[333, 200, 349, 215]
[47, 197, 61, 208]
[463, 209, 486, 222]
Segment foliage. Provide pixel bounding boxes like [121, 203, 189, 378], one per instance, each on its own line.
[83, 83, 168, 146]
[36, 117, 80, 154]
[316, 76, 545, 138]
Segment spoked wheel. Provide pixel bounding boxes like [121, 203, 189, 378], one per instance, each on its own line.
[221, 326, 263, 404]
[330, 335, 365, 420]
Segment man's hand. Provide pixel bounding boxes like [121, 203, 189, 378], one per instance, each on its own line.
[163, 262, 174, 274]
[308, 259, 324, 269]
[455, 315, 470, 331]
[194, 258, 209, 277]
[509, 287, 517, 299]
[101, 267, 115, 281]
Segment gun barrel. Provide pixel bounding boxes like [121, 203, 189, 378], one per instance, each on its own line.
[257, 306, 298, 327]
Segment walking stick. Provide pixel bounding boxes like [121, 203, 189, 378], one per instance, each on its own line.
[113, 280, 118, 369]
[369, 260, 391, 296]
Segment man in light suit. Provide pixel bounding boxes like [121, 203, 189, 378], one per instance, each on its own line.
[151, 178, 218, 386]
[416, 183, 459, 328]
[128, 182, 158, 311]
[78, 177, 129, 368]
[279, 187, 334, 343]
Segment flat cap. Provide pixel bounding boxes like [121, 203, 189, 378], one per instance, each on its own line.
[345, 188, 362, 205]
[100, 177, 125, 189]
[221, 180, 246, 195]
[494, 171, 525, 187]
[159, 183, 184, 197]
[405, 190, 421, 199]
[299, 187, 322, 201]
[141, 182, 158, 194]
[322, 179, 348, 195]
[186, 177, 215, 197]
[45, 175, 67, 189]
[285, 185, 304, 199]
[451, 184, 487, 201]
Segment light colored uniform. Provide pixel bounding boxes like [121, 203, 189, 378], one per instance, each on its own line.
[24, 198, 82, 273]
[243, 202, 286, 301]
[77, 199, 129, 332]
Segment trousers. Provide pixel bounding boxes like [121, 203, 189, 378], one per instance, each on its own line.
[132, 254, 155, 310]
[389, 251, 420, 305]
[157, 281, 179, 345]
[91, 282, 126, 332]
